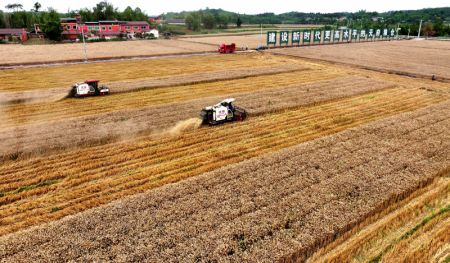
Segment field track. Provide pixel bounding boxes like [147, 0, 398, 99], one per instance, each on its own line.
[0, 99, 448, 262]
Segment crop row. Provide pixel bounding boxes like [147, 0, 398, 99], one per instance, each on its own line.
[307, 175, 450, 262]
[0, 98, 448, 261]
[0, 87, 445, 236]
[0, 67, 339, 129]
[0, 63, 311, 106]
[0, 53, 298, 92]
[0, 75, 393, 161]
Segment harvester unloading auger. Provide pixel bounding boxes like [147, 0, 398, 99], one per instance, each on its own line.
[200, 98, 248, 125]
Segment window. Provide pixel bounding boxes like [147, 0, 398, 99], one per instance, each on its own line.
[66, 25, 70, 30]
[141, 26, 146, 30]
[95, 26, 99, 30]
[134, 26, 138, 30]
[108, 26, 112, 31]
[102, 26, 106, 31]
[72, 25, 77, 30]
[126, 26, 130, 30]
[88, 26, 92, 30]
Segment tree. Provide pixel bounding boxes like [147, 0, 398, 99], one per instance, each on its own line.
[216, 13, 229, 29]
[33, 2, 41, 12]
[78, 8, 94, 22]
[93, 1, 117, 21]
[422, 22, 435, 37]
[185, 12, 201, 31]
[122, 6, 133, 21]
[41, 8, 62, 41]
[236, 16, 242, 27]
[202, 13, 215, 29]
[5, 3, 23, 12]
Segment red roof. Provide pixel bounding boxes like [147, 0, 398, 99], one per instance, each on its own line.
[0, 28, 26, 35]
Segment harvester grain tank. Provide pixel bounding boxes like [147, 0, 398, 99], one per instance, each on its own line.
[218, 43, 236, 53]
[200, 98, 247, 125]
[70, 80, 109, 98]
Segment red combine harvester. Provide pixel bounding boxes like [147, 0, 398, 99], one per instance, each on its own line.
[218, 43, 236, 53]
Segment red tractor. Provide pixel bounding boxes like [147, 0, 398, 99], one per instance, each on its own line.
[218, 43, 236, 53]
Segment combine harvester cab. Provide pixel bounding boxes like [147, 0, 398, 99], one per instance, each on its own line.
[200, 98, 247, 125]
[71, 80, 110, 98]
[218, 43, 236, 54]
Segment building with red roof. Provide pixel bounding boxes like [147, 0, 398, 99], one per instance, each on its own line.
[60, 18, 152, 41]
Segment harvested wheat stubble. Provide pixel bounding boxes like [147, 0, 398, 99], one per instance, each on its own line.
[0, 68, 337, 129]
[0, 52, 295, 92]
[0, 39, 216, 65]
[0, 76, 394, 161]
[307, 173, 450, 262]
[0, 87, 445, 237]
[269, 40, 450, 80]
[0, 63, 308, 105]
[0, 100, 449, 262]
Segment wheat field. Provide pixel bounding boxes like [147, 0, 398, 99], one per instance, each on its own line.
[1, 47, 449, 261]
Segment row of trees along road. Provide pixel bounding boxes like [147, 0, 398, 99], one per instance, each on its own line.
[0, 1, 152, 40]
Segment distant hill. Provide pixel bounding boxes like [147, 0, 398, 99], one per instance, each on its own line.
[163, 7, 450, 26]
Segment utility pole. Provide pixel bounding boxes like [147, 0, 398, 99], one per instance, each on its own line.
[396, 23, 399, 39]
[407, 28, 410, 38]
[260, 23, 262, 47]
[417, 19, 423, 38]
[77, 15, 88, 62]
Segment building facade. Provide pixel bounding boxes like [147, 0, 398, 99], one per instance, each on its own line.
[0, 28, 28, 42]
[60, 18, 152, 40]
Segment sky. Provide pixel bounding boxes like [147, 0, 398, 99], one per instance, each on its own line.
[2, 0, 449, 15]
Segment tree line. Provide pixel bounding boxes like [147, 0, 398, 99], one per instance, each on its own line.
[166, 7, 450, 36]
[0, 1, 151, 40]
[1, 3, 449, 40]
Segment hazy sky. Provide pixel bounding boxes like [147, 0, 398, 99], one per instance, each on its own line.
[2, 0, 449, 15]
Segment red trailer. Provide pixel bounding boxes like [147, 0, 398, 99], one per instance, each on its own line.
[218, 43, 236, 53]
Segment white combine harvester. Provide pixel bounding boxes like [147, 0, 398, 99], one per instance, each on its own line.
[200, 98, 247, 125]
[70, 80, 110, 98]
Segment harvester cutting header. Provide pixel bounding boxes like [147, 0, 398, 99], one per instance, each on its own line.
[200, 98, 247, 125]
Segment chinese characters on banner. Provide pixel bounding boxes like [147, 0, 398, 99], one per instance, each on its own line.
[334, 30, 341, 41]
[360, 29, 367, 40]
[267, 31, 277, 45]
[343, 29, 350, 41]
[313, 30, 321, 42]
[292, 31, 301, 44]
[324, 30, 331, 42]
[266, 28, 397, 46]
[351, 29, 358, 40]
[303, 30, 312, 44]
[280, 31, 289, 44]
